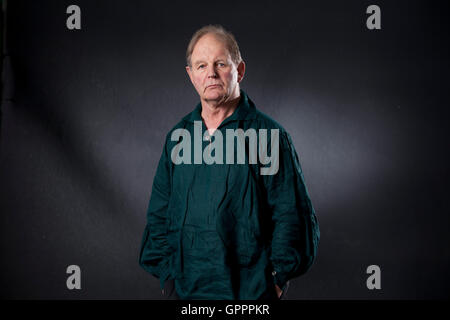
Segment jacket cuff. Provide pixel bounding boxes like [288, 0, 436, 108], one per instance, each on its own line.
[272, 270, 289, 290]
[159, 258, 171, 290]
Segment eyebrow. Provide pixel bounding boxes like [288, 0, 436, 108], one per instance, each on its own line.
[193, 58, 227, 66]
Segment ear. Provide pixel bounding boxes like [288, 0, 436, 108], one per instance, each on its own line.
[237, 60, 246, 83]
[186, 65, 194, 84]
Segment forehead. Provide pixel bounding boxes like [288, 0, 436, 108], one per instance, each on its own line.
[191, 34, 231, 60]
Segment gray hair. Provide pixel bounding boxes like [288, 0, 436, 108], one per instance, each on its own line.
[186, 24, 243, 67]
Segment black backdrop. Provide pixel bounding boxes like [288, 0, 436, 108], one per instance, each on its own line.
[0, 0, 449, 299]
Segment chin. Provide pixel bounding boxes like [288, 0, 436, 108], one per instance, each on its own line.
[203, 92, 225, 101]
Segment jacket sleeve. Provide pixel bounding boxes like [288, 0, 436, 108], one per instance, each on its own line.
[139, 136, 173, 289]
[262, 131, 320, 288]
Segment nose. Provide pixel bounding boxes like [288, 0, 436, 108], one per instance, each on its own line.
[207, 64, 218, 78]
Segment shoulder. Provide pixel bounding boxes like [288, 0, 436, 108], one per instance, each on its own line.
[253, 109, 287, 132]
[249, 105, 292, 146]
[245, 94, 288, 134]
[162, 104, 198, 142]
[248, 105, 297, 151]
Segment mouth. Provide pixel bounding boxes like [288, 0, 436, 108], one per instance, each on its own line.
[206, 84, 221, 89]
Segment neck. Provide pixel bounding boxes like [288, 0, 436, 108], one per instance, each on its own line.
[201, 91, 241, 131]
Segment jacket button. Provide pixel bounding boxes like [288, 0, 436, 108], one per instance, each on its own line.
[272, 271, 277, 276]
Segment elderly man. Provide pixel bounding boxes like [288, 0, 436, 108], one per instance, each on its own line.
[139, 25, 320, 300]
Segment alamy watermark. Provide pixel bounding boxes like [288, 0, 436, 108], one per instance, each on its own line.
[366, 5, 381, 30]
[170, 121, 279, 175]
[366, 264, 381, 290]
[66, 265, 81, 290]
[66, 5, 81, 30]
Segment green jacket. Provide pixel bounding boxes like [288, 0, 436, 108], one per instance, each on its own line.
[139, 90, 320, 300]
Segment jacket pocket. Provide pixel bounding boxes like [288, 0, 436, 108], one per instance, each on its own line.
[234, 226, 262, 267]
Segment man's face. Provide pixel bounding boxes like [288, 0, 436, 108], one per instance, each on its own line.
[186, 34, 245, 105]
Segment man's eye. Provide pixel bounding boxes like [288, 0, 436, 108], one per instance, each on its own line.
[218, 63, 225, 67]
[198, 65, 205, 69]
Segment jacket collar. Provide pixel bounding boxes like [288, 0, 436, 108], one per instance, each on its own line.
[182, 89, 257, 124]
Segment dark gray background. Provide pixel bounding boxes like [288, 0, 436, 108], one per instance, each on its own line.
[0, 0, 449, 299]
